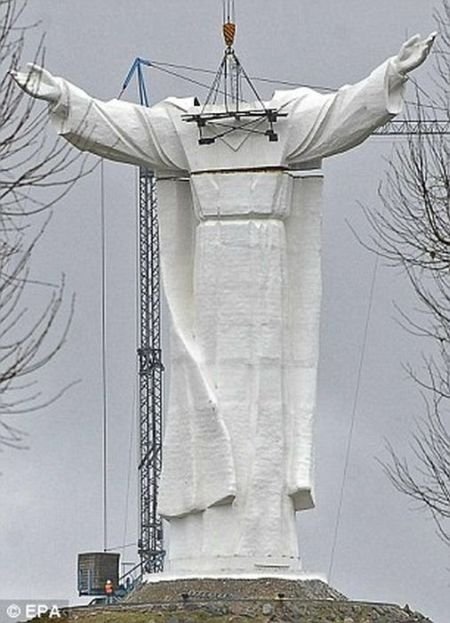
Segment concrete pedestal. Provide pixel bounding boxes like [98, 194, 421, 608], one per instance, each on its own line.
[125, 577, 432, 622]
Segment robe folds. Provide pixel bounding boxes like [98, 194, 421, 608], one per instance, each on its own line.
[50, 58, 406, 571]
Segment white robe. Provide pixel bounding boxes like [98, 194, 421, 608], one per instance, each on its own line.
[50, 59, 406, 572]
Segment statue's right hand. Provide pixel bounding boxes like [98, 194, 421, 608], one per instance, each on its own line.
[10, 63, 61, 103]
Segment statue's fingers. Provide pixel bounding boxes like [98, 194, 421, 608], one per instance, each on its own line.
[9, 70, 28, 86]
[25, 62, 51, 83]
[402, 33, 421, 49]
[9, 70, 22, 86]
[10, 66, 28, 79]
[425, 31, 438, 48]
[26, 62, 45, 73]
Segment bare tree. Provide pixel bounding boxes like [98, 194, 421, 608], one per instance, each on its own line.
[366, 1, 450, 542]
[0, 0, 84, 452]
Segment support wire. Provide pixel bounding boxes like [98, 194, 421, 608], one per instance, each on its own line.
[100, 159, 108, 553]
[122, 383, 136, 555]
[327, 254, 380, 581]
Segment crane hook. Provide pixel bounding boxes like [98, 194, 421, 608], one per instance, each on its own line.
[223, 21, 236, 48]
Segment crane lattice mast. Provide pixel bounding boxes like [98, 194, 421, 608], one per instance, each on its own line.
[136, 167, 164, 574]
[374, 119, 450, 135]
[121, 60, 165, 574]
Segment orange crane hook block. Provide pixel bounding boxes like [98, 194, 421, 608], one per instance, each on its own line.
[223, 21, 236, 48]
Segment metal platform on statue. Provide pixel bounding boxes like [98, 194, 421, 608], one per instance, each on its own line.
[184, 10, 286, 145]
[183, 107, 287, 144]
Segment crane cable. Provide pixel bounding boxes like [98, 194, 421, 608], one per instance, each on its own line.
[327, 139, 396, 582]
[138, 60, 337, 94]
[99, 160, 138, 559]
[122, 372, 137, 554]
[124, 59, 444, 111]
[120, 167, 141, 556]
[327, 253, 380, 582]
[223, 0, 235, 23]
[100, 159, 109, 553]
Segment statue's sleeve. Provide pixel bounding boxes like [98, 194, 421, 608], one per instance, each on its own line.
[49, 78, 187, 172]
[284, 59, 407, 163]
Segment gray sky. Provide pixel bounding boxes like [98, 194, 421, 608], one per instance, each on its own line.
[1, 2, 448, 623]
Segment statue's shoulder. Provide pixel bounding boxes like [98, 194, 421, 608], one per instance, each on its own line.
[270, 87, 325, 111]
[160, 96, 198, 112]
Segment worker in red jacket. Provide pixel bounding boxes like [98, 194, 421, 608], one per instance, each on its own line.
[104, 579, 114, 605]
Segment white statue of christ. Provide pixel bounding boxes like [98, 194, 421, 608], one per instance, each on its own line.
[13, 33, 435, 574]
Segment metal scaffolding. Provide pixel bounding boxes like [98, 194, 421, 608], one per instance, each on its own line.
[121, 59, 165, 575]
[374, 119, 450, 135]
[136, 168, 165, 573]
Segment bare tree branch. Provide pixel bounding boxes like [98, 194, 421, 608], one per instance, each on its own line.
[368, 0, 450, 543]
[0, 0, 87, 452]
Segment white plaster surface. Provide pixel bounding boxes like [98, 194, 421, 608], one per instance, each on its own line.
[15, 57, 408, 573]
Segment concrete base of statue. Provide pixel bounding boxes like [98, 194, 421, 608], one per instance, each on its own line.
[126, 576, 432, 622]
[163, 554, 304, 575]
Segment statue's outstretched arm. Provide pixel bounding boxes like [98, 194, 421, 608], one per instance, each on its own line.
[11, 64, 186, 172]
[285, 32, 437, 164]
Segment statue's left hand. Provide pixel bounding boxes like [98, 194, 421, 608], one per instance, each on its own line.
[392, 32, 437, 76]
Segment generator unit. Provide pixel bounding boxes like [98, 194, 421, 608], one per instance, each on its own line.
[77, 552, 120, 596]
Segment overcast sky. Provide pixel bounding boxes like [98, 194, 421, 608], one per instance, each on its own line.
[1, 2, 448, 623]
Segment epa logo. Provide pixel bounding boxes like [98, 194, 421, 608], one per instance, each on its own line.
[5, 603, 62, 619]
